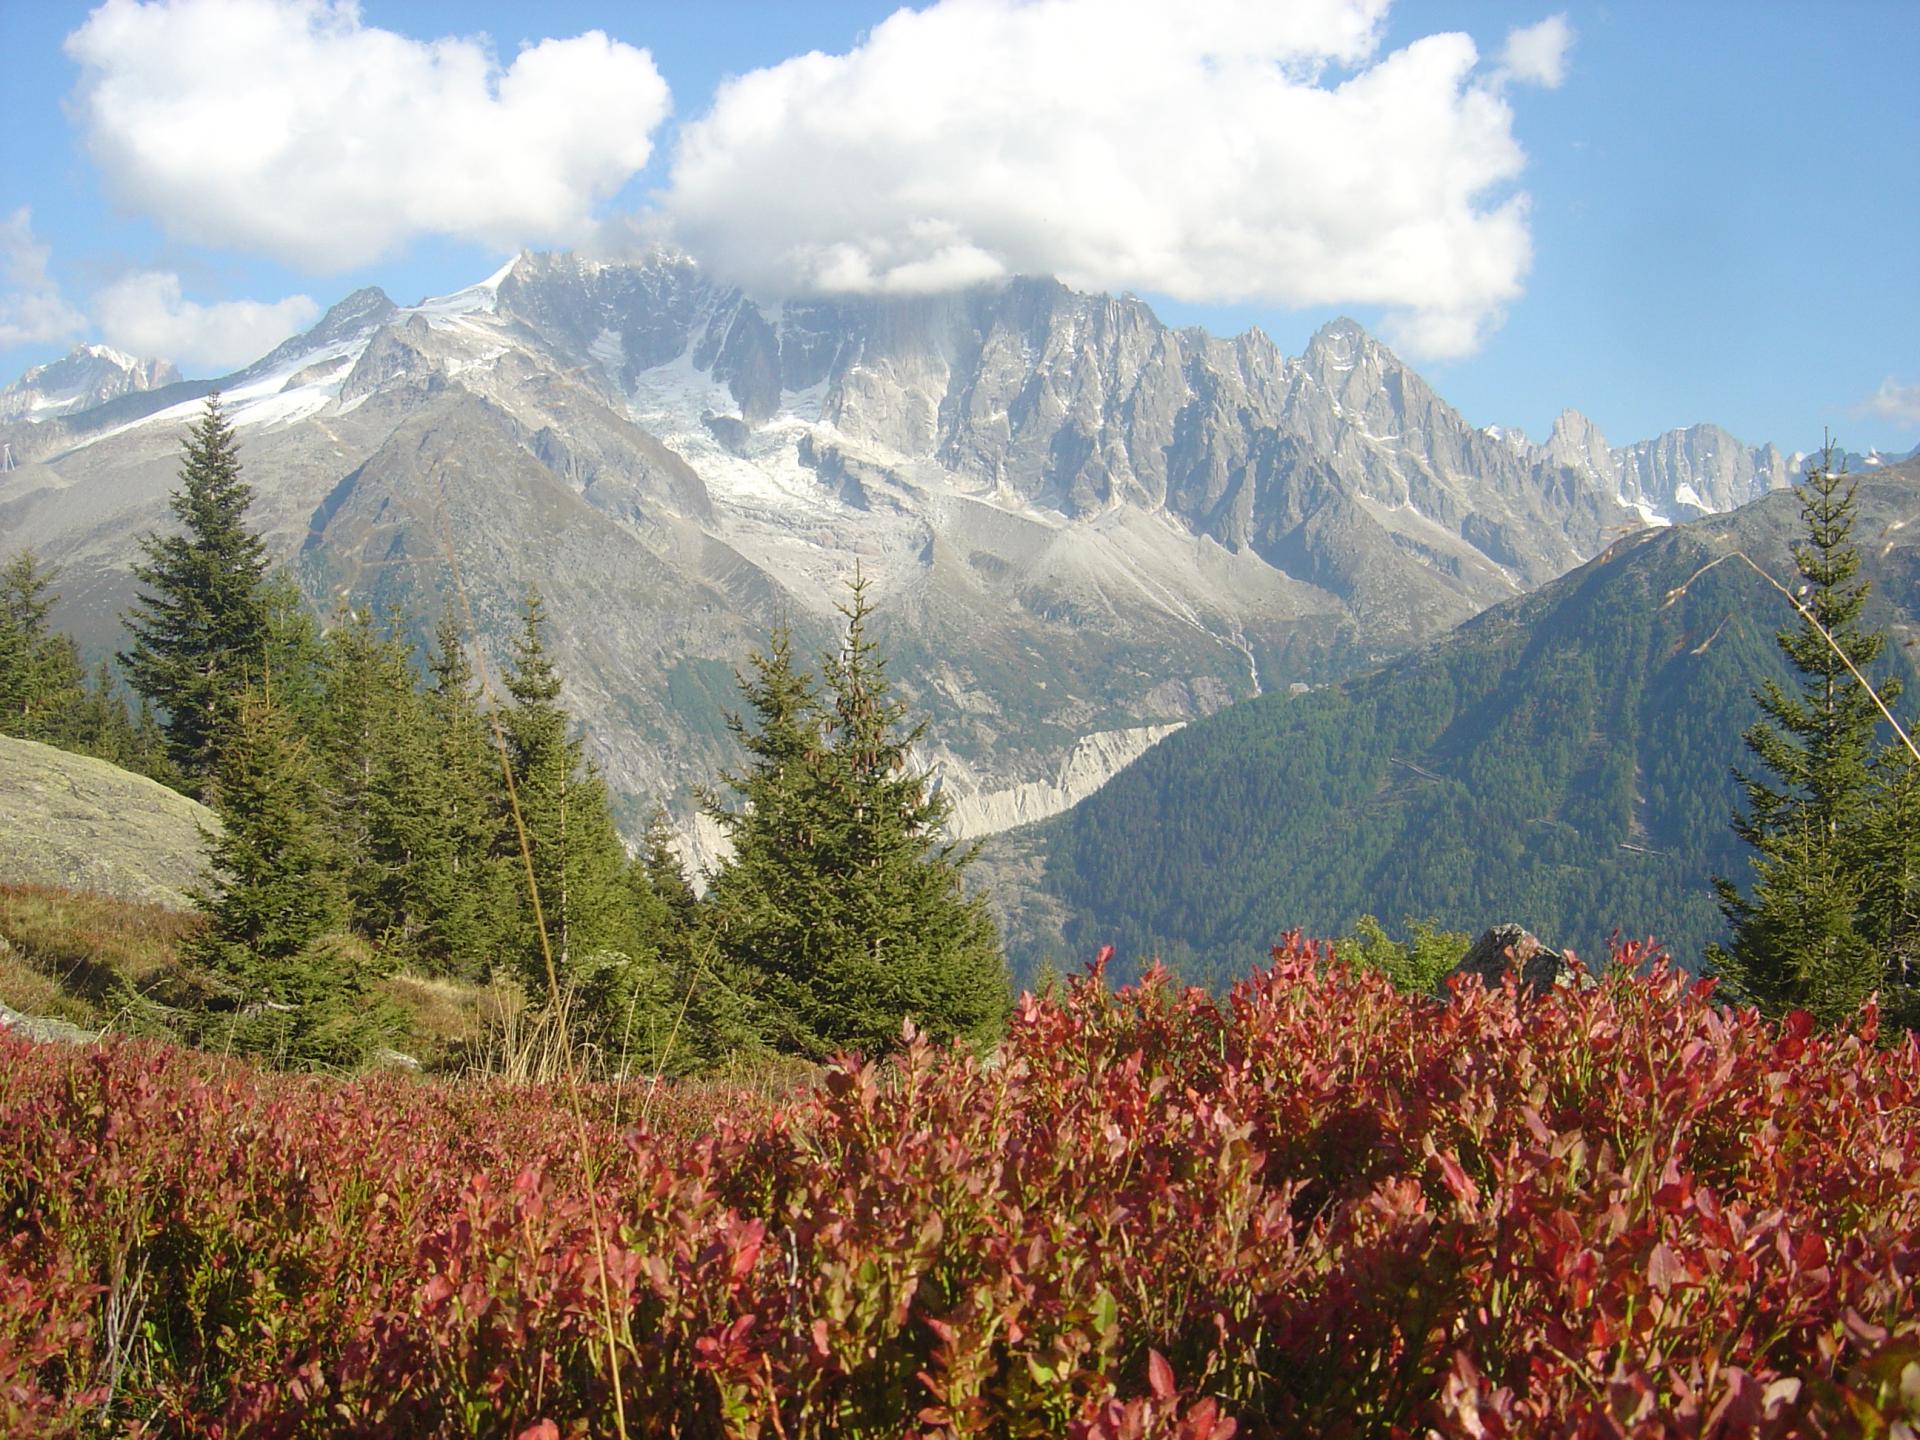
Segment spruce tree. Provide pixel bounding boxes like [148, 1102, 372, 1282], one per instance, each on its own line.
[415, 612, 510, 979]
[497, 591, 666, 1054]
[639, 803, 700, 933]
[0, 549, 85, 742]
[701, 621, 836, 1052]
[816, 575, 1007, 1048]
[315, 607, 429, 950]
[190, 686, 389, 1068]
[121, 396, 272, 791]
[1859, 744, 1920, 1028]
[705, 581, 1008, 1055]
[1710, 451, 1913, 1023]
[0, 550, 176, 781]
[257, 571, 326, 730]
[65, 659, 141, 768]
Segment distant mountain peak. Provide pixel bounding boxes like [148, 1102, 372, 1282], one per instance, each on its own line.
[0, 343, 181, 423]
[1304, 315, 1376, 356]
[238, 287, 397, 382]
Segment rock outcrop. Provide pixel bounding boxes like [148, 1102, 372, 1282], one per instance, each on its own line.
[1447, 924, 1577, 994]
[0, 994, 99, 1045]
[0, 736, 214, 909]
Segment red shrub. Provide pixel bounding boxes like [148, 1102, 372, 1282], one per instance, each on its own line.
[3, 938, 1915, 1436]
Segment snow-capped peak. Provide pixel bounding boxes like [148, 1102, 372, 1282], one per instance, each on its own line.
[0, 344, 182, 423]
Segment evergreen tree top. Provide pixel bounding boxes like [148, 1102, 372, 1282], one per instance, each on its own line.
[119, 394, 276, 790]
[428, 611, 476, 698]
[506, 589, 563, 708]
[1, 550, 59, 635]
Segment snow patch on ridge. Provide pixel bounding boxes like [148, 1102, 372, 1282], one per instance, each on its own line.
[1628, 500, 1673, 528]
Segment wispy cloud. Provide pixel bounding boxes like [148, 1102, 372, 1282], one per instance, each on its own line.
[93, 271, 318, 372]
[0, 209, 87, 348]
[65, 0, 671, 270]
[1858, 377, 1920, 427]
[657, 0, 1541, 358]
[1494, 14, 1574, 91]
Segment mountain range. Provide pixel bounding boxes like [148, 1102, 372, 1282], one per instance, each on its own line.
[984, 459, 1920, 984]
[0, 250, 1852, 859]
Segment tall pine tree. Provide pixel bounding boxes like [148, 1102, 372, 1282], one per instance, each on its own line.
[190, 685, 390, 1068]
[497, 591, 668, 1056]
[704, 580, 1008, 1055]
[121, 396, 272, 791]
[1710, 450, 1917, 1023]
[413, 612, 512, 980]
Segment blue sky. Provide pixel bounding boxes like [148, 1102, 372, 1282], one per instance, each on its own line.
[2, 0, 1915, 456]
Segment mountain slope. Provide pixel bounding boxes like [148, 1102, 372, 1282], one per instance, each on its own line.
[0, 250, 1793, 852]
[1000, 463, 1920, 985]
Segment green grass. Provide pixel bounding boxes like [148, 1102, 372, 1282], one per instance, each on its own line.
[0, 883, 511, 1069]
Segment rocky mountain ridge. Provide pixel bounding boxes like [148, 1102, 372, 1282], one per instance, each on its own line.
[0, 345, 180, 425]
[0, 250, 1815, 857]
[1537, 409, 1796, 521]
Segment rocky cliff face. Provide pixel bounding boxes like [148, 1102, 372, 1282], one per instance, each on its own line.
[941, 723, 1187, 839]
[0, 345, 180, 424]
[0, 250, 1786, 855]
[1543, 409, 1794, 521]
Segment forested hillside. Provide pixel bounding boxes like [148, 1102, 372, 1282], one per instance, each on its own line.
[1014, 465, 1920, 988]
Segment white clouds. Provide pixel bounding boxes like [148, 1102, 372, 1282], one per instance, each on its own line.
[0, 210, 88, 347]
[49, 0, 1580, 361]
[94, 271, 319, 371]
[1860, 377, 1920, 427]
[659, 0, 1542, 358]
[65, 0, 670, 270]
[1496, 14, 1573, 90]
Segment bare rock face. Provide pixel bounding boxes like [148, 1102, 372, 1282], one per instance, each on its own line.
[1448, 924, 1574, 994]
[942, 723, 1186, 839]
[0, 736, 214, 910]
[0, 344, 180, 423]
[1543, 409, 1794, 521]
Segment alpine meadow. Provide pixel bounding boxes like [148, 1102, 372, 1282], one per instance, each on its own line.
[2, 1, 1918, 1435]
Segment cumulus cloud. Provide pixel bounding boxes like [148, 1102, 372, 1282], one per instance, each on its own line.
[0, 209, 88, 347]
[94, 271, 319, 371]
[659, 0, 1544, 358]
[1495, 14, 1573, 90]
[65, 0, 671, 270]
[1859, 377, 1920, 428]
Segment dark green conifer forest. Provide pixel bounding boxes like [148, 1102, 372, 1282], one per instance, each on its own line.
[1016, 470, 1919, 1001]
[4, 398, 1011, 1070]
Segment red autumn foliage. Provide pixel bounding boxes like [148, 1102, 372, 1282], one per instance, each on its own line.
[3, 937, 1917, 1437]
